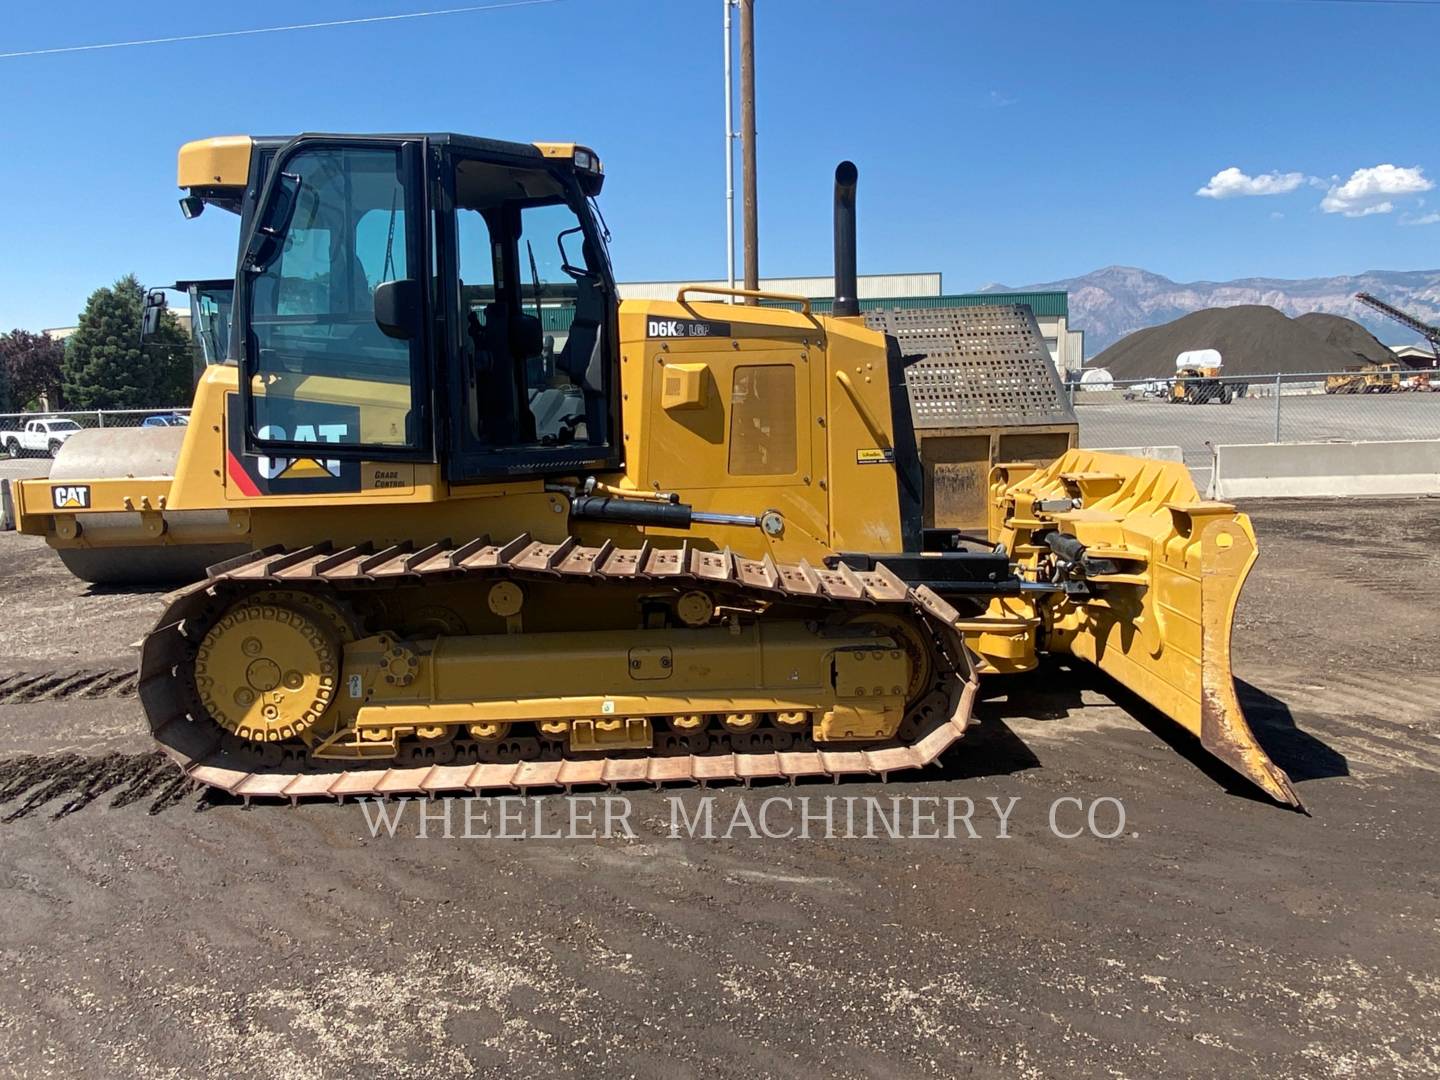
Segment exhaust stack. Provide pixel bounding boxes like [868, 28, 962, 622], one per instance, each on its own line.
[833, 161, 859, 317]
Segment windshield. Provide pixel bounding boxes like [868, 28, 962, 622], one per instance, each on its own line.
[190, 283, 233, 364]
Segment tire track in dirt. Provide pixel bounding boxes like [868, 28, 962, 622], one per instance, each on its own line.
[0, 753, 191, 819]
[0, 667, 137, 703]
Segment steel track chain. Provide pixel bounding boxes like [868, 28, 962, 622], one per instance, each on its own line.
[138, 534, 979, 803]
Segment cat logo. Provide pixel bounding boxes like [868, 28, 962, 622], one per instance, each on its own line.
[224, 394, 363, 497]
[51, 484, 91, 509]
[264, 448, 345, 481]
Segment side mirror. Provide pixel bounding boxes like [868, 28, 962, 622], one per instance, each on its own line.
[373, 279, 419, 340]
[179, 196, 205, 219]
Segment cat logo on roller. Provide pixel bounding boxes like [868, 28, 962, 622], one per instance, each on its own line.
[51, 484, 90, 509]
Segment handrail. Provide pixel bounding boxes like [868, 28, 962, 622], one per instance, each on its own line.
[674, 284, 812, 313]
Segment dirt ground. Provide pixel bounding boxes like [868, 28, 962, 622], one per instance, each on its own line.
[0, 500, 1436, 1079]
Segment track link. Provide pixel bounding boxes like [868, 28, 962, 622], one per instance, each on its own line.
[139, 535, 979, 803]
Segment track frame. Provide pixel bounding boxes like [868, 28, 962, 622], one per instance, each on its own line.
[140, 536, 979, 803]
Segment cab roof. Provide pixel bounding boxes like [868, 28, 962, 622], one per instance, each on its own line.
[178, 134, 603, 192]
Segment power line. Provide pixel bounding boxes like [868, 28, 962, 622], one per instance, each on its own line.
[1266, 0, 1440, 5]
[0, 0, 565, 60]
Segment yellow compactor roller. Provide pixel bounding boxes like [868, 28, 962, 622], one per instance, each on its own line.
[14, 135, 1298, 806]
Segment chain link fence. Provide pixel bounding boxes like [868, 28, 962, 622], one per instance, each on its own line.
[1072, 369, 1439, 486]
[0, 408, 192, 459]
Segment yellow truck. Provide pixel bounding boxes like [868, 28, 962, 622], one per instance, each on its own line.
[1169, 349, 1232, 404]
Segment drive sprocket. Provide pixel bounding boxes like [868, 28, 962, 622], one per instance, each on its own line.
[193, 600, 340, 743]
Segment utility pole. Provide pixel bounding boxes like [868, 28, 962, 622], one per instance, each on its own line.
[739, 0, 758, 302]
[723, 0, 736, 294]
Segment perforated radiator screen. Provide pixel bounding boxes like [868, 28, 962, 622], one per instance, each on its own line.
[864, 304, 1075, 429]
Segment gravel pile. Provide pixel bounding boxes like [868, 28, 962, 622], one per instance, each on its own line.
[1091, 304, 1378, 378]
[1293, 312, 1397, 366]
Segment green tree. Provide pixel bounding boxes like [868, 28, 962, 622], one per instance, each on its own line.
[0, 329, 66, 410]
[61, 275, 193, 409]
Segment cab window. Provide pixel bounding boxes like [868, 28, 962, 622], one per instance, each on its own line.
[246, 144, 423, 453]
[190, 283, 232, 365]
[451, 156, 613, 462]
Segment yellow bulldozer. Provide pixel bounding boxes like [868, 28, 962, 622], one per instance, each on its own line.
[12, 134, 1298, 807]
[1324, 362, 1402, 395]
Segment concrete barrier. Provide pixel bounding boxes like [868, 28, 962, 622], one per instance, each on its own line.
[1210, 439, 1440, 499]
[1092, 445, 1184, 463]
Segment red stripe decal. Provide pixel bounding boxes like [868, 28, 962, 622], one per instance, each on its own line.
[226, 450, 262, 498]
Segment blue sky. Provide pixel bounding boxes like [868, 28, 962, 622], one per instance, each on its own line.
[3, 0, 1439, 330]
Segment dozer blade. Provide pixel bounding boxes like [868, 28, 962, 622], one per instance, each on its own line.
[1000, 451, 1300, 808]
[1191, 517, 1300, 807]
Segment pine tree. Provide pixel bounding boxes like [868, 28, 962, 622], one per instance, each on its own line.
[61, 275, 193, 409]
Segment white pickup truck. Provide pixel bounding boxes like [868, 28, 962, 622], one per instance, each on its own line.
[3, 418, 83, 459]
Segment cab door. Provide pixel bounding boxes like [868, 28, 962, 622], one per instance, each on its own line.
[437, 148, 621, 484]
[236, 136, 431, 487]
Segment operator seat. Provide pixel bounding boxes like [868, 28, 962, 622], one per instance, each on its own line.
[528, 328, 586, 442]
[476, 302, 540, 444]
[554, 271, 609, 440]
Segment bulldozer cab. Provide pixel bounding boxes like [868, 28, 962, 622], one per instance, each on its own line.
[234, 134, 619, 483]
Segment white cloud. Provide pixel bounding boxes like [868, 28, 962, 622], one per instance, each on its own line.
[1196, 166, 1307, 199]
[1320, 164, 1432, 216]
[1401, 211, 1440, 226]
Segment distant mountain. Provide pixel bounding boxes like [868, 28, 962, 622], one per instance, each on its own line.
[984, 265, 1440, 356]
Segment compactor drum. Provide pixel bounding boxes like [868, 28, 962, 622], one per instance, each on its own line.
[17, 133, 1298, 806]
[48, 425, 247, 583]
